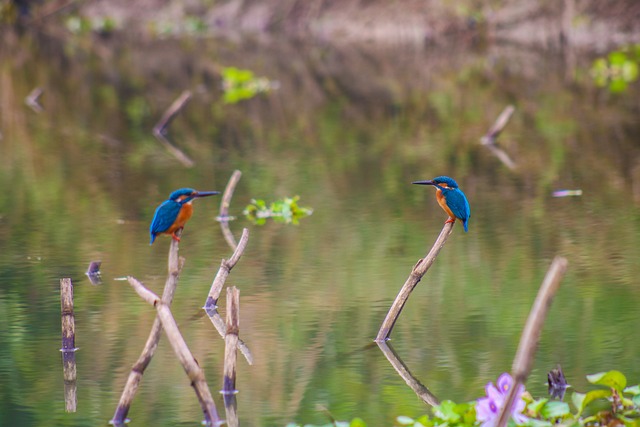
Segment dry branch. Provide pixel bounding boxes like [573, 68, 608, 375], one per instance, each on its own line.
[377, 341, 439, 406]
[218, 170, 242, 250]
[111, 232, 184, 425]
[204, 228, 253, 365]
[496, 256, 568, 427]
[127, 277, 221, 425]
[152, 90, 195, 167]
[375, 222, 455, 342]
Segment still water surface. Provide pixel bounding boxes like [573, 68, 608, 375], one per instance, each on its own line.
[0, 32, 639, 426]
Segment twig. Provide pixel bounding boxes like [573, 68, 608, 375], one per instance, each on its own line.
[496, 256, 568, 427]
[204, 228, 253, 365]
[480, 105, 517, 171]
[25, 87, 44, 113]
[376, 341, 439, 406]
[218, 170, 242, 251]
[60, 278, 77, 413]
[375, 222, 455, 342]
[152, 90, 195, 167]
[222, 287, 240, 395]
[127, 277, 221, 425]
[111, 232, 184, 425]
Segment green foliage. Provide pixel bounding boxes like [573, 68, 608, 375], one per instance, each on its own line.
[591, 45, 640, 93]
[244, 196, 313, 225]
[221, 67, 278, 104]
[291, 371, 640, 427]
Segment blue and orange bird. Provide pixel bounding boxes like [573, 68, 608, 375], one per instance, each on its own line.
[149, 188, 220, 244]
[412, 176, 470, 232]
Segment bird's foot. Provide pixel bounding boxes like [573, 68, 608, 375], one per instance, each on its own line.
[445, 218, 456, 224]
[171, 233, 182, 242]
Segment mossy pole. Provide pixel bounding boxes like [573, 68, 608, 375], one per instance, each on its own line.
[60, 278, 77, 413]
[376, 222, 454, 342]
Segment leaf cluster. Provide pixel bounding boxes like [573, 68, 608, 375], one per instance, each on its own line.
[591, 45, 640, 93]
[221, 67, 278, 104]
[243, 196, 313, 225]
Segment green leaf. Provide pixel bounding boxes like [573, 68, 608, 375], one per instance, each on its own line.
[624, 385, 640, 395]
[434, 400, 461, 422]
[528, 398, 549, 415]
[540, 401, 570, 418]
[396, 416, 415, 425]
[571, 392, 585, 413]
[349, 418, 367, 427]
[586, 371, 627, 392]
[524, 419, 553, 427]
[578, 389, 613, 415]
[633, 394, 640, 407]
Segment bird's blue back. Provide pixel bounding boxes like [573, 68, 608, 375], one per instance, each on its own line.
[441, 187, 471, 232]
[149, 200, 182, 244]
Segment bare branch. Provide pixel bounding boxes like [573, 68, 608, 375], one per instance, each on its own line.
[218, 170, 243, 250]
[152, 90, 195, 167]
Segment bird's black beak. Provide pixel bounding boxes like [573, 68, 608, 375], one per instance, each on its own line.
[412, 180, 436, 186]
[193, 191, 220, 198]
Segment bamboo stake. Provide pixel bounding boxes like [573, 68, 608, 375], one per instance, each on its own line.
[376, 341, 439, 406]
[496, 256, 568, 427]
[111, 232, 184, 425]
[127, 277, 221, 425]
[376, 222, 454, 342]
[60, 278, 77, 413]
[152, 90, 195, 167]
[222, 287, 240, 395]
[204, 228, 253, 365]
[218, 170, 242, 251]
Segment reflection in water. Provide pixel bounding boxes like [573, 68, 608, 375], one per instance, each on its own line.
[0, 29, 639, 427]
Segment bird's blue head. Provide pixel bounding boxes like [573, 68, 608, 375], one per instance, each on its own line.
[412, 176, 459, 189]
[168, 188, 220, 204]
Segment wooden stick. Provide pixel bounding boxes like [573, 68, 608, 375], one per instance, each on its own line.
[204, 228, 253, 365]
[496, 256, 568, 427]
[222, 287, 240, 395]
[218, 170, 242, 251]
[127, 277, 221, 425]
[152, 90, 195, 167]
[375, 222, 454, 342]
[60, 278, 77, 413]
[111, 233, 184, 425]
[376, 341, 439, 406]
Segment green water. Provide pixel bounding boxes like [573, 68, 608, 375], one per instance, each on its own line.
[1, 31, 639, 426]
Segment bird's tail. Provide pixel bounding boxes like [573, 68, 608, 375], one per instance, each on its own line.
[150, 234, 156, 244]
[463, 220, 469, 232]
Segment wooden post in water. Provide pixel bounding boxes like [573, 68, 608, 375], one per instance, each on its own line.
[60, 278, 77, 412]
[222, 286, 240, 427]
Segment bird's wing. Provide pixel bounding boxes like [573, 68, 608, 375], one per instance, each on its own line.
[150, 200, 182, 234]
[443, 189, 470, 221]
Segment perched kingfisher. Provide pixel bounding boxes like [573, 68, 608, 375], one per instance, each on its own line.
[412, 176, 470, 232]
[149, 188, 220, 244]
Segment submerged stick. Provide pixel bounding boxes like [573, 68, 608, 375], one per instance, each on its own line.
[496, 256, 568, 427]
[377, 341, 439, 406]
[376, 222, 454, 342]
[222, 287, 240, 395]
[152, 90, 195, 167]
[127, 277, 221, 425]
[218, 170, 242, 251]
[60, 278, 77, 413]
[25, 87, 44, 113]
[480, 105, 517, 171]
[111, 232, 183, 425]
[204, 228, 253, 365]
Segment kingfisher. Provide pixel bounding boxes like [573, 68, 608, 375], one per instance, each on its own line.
[149, 188, 220, 244]
[412, 176, 470, 232]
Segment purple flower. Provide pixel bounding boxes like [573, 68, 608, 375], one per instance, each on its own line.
[476, 373, 527, 427]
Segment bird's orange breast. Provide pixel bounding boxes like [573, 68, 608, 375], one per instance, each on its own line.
[166, 203, 193, 234]
[436, 189, 456, 219]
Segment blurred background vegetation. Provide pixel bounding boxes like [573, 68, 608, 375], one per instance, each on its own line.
[1, 1, 640, 426]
